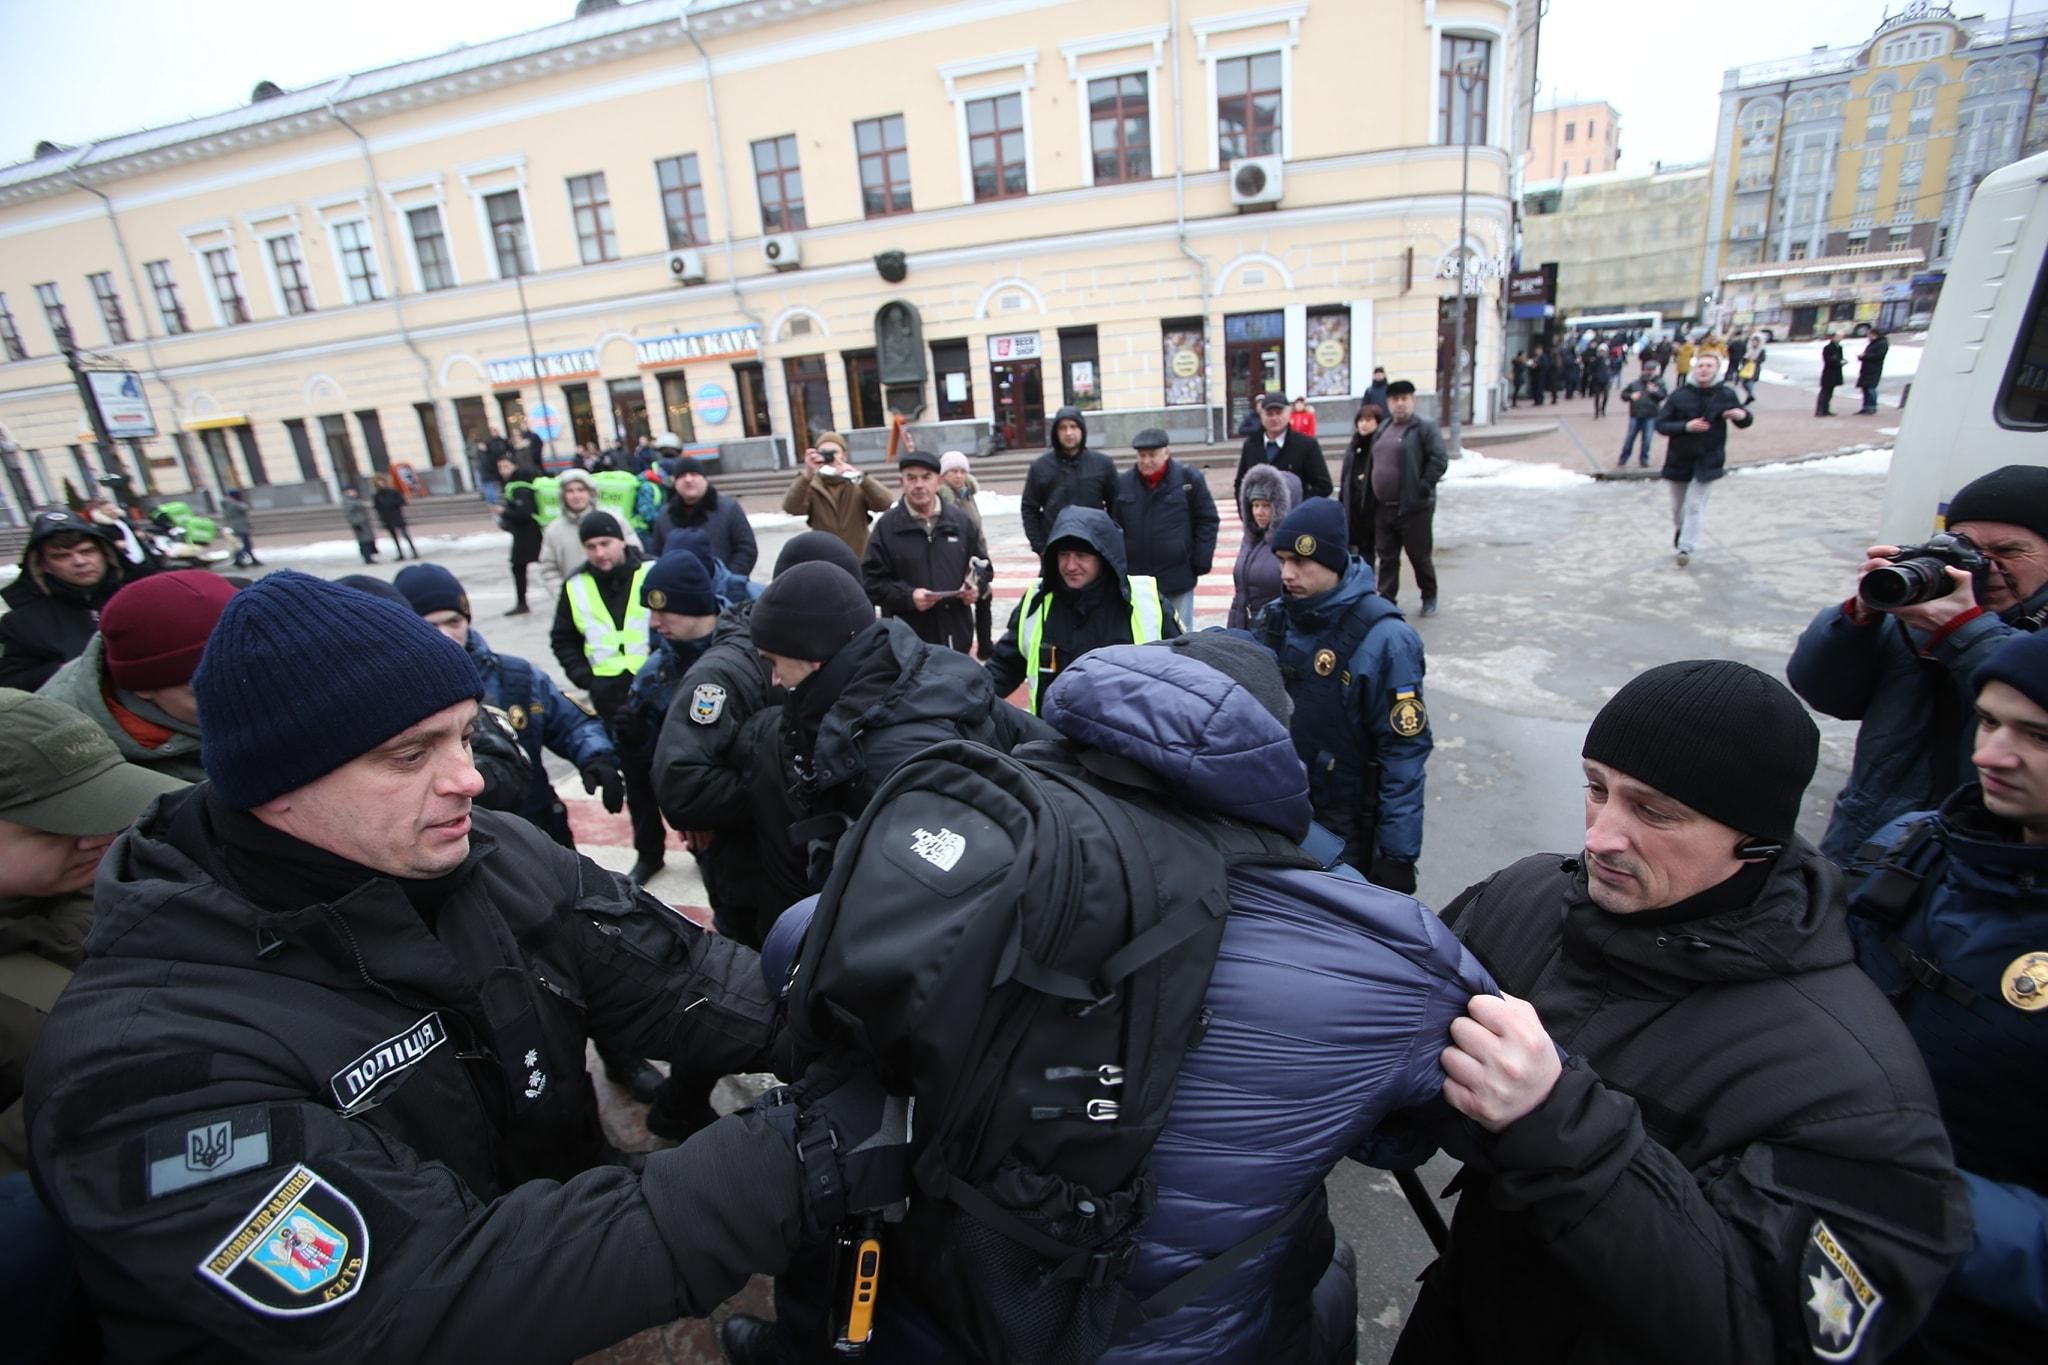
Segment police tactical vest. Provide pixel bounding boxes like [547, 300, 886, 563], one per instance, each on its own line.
[1263, 603, 1393, 809]
[1018, 576, 1165, 715]
[566, 565, 653, 677]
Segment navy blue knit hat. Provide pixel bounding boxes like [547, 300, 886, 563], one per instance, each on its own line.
[1273, 498, 1349, 574]
[1975, 630, 2048, 715]
[195, 570, 483, 808]
[393, 563, 470, 619]
[642, 550, 719, 616]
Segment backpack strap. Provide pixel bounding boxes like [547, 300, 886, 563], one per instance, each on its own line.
[1134, 1185, 1320, 1319]
[1844, 817, 1940, 930]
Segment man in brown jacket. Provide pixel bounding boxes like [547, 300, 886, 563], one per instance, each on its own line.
[781, 431, 892, 556]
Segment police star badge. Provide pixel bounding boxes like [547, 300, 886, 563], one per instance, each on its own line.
[1390, 688, 1427, 737]
[1801, 1218, 1882, 1361]
[690, 683, 728, 725]
[1294, 534, 1318, 557]
[197, 1165, 368, 1317]
[2001, 951, 2048, 1011]
[1313, 648, 1337, 677]
[647, 588, 668, 610]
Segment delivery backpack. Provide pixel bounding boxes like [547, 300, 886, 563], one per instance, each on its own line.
[786, 737, 1322, 1364]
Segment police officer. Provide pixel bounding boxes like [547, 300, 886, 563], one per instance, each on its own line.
[23, 573, 909, 1361]
[549, 511, 666, 886]
[615, 550, 724, 896]
[1257, 498, 1430, 889]
[984, 506, 1181, 714]
[395, 564, 621, 848]
[1847, 630, 2048, 1359]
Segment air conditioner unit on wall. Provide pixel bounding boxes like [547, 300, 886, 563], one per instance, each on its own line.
[666, 249, 705, 284]
[1231, 155, 1283, 209]
[762, 233, 801, 270]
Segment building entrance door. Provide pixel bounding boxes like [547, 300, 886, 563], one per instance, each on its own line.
[608, 379, 650, 447]
[1790, 306, 1821, 340]
[991, 359, 1045, 448]
[1224, 311, 1285, 433]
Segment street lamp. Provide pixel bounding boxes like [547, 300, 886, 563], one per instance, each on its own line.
[1449, 53, 1485, 460]
[495, 224, 553, 462]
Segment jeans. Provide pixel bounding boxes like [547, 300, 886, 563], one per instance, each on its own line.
[1669, 477, 1714, 555]
[231, 531, 258, 566]
[1619, 415, 1656, 465]
[1859, 383, 1880, 412]
[1165, 588, 1197, 632]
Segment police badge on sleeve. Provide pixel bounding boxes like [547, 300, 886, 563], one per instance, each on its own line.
[689, 683, 728, 725]
[197, 1164, 368, 1316]
[1802, 1217, 1882, 1360]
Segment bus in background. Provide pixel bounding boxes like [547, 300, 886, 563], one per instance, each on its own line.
[1563, 311, 1666, 342]
[1882, 149, 2048, 543]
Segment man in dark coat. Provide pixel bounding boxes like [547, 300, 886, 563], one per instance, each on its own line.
[0, 510, 128, 691]
[1353, 380, 1449, 615]
[1234, 391, 1332, 501]
[1858, 330, 1890, 414]
[22, 570, 908, 1363]
[1019, 406, 1118, 555]
[1392, 659, 1970, 1365]
[495, 454, 545, 615]
[1616, 359, 1667, 468]
[1819, 332, 1847, 415]
[646, 458, 758, 575]
[1655, 351, 1753, 567]
[861, 449, 986, 654]
[984, 506, 1181, 714]
[1112, 428, 1218, 629]
[1845, 631, 2048, 1361]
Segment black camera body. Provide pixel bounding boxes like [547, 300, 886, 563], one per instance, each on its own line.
[1858, 532, 1992, 611]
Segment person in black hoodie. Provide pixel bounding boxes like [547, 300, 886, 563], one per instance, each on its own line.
[0, 510, 127, 691]
[1019, 405, 1118, 555]
[496, 455, 546, 615]
[1234, 391, 1332, 501]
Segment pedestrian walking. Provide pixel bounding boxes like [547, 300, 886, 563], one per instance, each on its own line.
[1742, 331, 1766, 403]
[1858, 329, 1890, 413]
[1655, 352, 1753, 567]
[373, 474, 419, 560]
[221, 489, 260, 568]
[1616, 361, 1667, 468]
[1357, 381, 1448, 615]
[1113, 428, 1218, 631]
[1818, 333, 1846, 415]
[496, 453, 545, 615]
[1585, 350, 1611, 418]
[343, 487, 378, 562]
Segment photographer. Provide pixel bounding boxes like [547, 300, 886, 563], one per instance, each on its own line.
[1789, 463, 2048, 863]
[781, 430, 892, 558]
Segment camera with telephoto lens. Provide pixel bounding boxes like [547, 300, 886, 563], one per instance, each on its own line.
[1858, 532, 1992, 611]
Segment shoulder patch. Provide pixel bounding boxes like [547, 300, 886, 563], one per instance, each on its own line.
[330, 1012, 446, 1112]
[145, 1106, 275, 1200]
[197, 1165, 368, 1317]
[690, 682, 729, 725]
[1389, 687, 1428, 738]
[1803, 1217, 1883, 1361]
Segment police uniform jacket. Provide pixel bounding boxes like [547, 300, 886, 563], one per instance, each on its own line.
[469, 628, 614, 839]
[1654, 382, 1754, 484]
[549, 547, 650, 720]
[1849, 787, 2048, 1358]
[1788, 585, 2048, 861]
[1398, 844, 1970, 1365]
[1257, 557, 1431, 867]
[24, 788, 798, 1363]
[861, 499, 985, 653]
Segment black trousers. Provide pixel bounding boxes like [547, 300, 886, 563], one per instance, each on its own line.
[615, 724, 670, 865]
[510, 559, 531, 607]
[1817, 382, 1838, 415]
[1374, 502, 1438, 602]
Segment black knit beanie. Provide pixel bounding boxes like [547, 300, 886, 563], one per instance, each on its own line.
[1582, 659, 1818, 843]
[1152, 629, 1292, 726]
[1974, 629, 2048, 714]
[751, 562, 874, 661]
[774, 530, 863, 580]
[579, 511, 625, 543]
[1944, 464, 2048, 543]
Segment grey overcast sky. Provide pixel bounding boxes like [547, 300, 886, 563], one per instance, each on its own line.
[0, 1, 2016, 170]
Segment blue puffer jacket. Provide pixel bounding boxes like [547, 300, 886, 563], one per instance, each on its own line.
[1849, 787, 2048, 1344]
[765, 643, 1491, 1363]
[468, 629, 615, 826]
[1788, 587, 2046, 861]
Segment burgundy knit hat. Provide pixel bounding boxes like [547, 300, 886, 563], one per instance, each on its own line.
[101, 570, 239, 691]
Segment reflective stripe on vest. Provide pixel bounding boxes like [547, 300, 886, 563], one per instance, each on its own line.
[566, 564, 653, 676]
[1019, 574, 1166, 714]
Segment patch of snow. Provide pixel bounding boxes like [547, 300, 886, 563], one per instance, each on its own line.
[1443, 451, 1588, 489]
[1738, 448, 1893, 478]
[263, 530, 509, 564]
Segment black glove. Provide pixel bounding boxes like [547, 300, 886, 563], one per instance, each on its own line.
[580, 755, 625, 814]
[1369, 855, 1418, 896]
[758, 1053, 912, 1239]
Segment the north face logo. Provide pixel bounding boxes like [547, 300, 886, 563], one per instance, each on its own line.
[909, 827, 966, 872]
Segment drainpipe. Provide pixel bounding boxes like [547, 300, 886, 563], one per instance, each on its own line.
[327, 77, 444, 497]
[684, 4, 785, 467]
[1169, 0, 1216, 440]
[69, 155, 203, 505]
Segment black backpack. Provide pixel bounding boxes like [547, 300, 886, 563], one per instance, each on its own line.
[786, 736, 1321, 1363]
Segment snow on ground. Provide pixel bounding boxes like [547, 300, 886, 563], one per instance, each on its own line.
[1442, 450, 1588, 489]
[1739, 448, 1893, 478]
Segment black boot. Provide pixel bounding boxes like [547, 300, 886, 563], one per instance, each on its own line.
[627, 854, 664, 887]
[503, 602, 530, 616]
[720, 1315, 802, 1365]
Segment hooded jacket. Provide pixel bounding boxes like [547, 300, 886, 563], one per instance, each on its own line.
[1229, 465, 1300, 630]
[0, 517, 126, 691]
[984, 507, 1184, 712]
[23, 788, 798, 1363]
[1788, 585, 2048, 861]
[1400, 845, 1970, 1365]
[781, 463, 893, 556]
[537, 473, 599, 600]
[648, 484, 758, 576]
[861, 494, 985, 654]
[1019, 407, 1119, 554]
[36, 634, 205, 783]
[1113, 457, 1219, 598]
[1849, 787, 2048, 1356]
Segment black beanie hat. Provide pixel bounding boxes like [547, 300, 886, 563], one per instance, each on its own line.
[1974, 629, 2048, 714]
[1152, 629, 1292, 726]
[641, 549, 719, 617]
[334, 574, 407, 604]
[393, 563, 469, 619]
[751, 562, 874, 661]
[774, 530, 863, 580]
[1272, 499, 1349, 575]
[1944, 464, 2048, 543]
[579, 510, 625, 543]
[1583, 659, 1818, 843]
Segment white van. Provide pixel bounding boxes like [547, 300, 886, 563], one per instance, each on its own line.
[1881, 149, 2048, 543]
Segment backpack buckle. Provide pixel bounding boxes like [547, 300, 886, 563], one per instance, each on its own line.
[1084, 1099, 1120, 1122]
[1084, 1241, 1138, 1288]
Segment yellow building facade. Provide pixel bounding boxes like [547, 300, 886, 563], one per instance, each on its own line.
[1704, 4, 2047, 340]
[0, 0, 1529, 517]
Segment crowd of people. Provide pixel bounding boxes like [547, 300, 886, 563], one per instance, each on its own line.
[0, 372, 2039, 1365]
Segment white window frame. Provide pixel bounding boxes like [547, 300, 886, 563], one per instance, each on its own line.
[313, 192, 384, 306]
[241, 205, 315, 317]
[939, 51, 1039, 204]
[179, 219, 245, 327]
[382, 172, 461, 293]
[1426, 15, 1507, 155]
[459, 154, 535, 280]
[1060, 28, 1167, 189]
[1195, 5, 1305, 171]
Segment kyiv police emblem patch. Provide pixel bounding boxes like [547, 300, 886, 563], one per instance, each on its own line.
[1390, 689, 1427, 738]
[690, 683, 728, 725]
[197, 1164, 368, 1317]
[1313, 649, 1338, 677]
[1802, 1217, 1882, 1360]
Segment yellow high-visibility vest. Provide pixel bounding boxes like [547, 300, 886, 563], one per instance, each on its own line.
[566, 563, 653, 676]
[1019, 574, 1164, 713]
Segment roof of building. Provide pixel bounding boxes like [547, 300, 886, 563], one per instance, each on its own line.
[1725, 8, 2048, 88]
